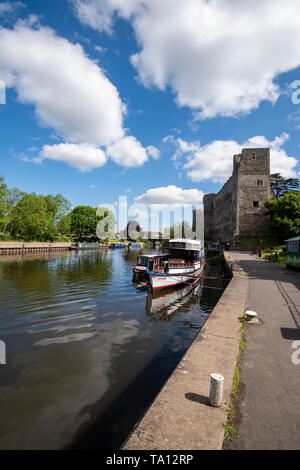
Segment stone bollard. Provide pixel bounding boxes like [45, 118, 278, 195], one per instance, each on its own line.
[209, 373, 224, 407]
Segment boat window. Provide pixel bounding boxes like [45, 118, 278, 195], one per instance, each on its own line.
[288, 240, 299, 253]
[137, 257, 149, 266]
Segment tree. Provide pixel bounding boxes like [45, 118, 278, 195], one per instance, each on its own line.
[70, 206, 98, 240]
[162, 221, 194, 240]
[0, 176, 8, 231]
[2, 187, 25, 234]
[11, 193, 56, 241]
[57, 212, 72, 235]
[270, 173, 300, 199]
[265, 192, 300, 240]
[96, 207, 116, 240]
[44, 194, 71, 225]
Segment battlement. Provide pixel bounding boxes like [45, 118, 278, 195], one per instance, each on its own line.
[233, 148, 270, 175]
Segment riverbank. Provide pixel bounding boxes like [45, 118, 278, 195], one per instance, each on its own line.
[123, 253, 248, 450]
[0, 241, 72, 255]
[224, 252, 300, 450]
[0, 241, 145, 255]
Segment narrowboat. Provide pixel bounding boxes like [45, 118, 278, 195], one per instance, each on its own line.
[149, 238, 205, 290]
[110, 243, 126, 248]
[70, 242, 101, 251]
[286, 236, 300, 269]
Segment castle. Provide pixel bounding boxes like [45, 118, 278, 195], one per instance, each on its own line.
[203, 148, 272, 247]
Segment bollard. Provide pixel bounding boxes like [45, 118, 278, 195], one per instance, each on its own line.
[209, 373, 224, 407]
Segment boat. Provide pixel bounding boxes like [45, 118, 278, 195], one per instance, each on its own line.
[132, 253, 169, 283]
[148, 238, 205, 290]
[110, 243, 126, 248]
[70, 242, 101, 251]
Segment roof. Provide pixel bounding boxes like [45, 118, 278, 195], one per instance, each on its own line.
[285, 236, 300, 242]
[169, 238, 203, 245]
[137, 253, 167, 258]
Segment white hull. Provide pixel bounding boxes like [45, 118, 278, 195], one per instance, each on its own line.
[150, 263, 204, 290]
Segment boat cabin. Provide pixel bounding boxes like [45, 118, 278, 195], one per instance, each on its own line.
[286, 236, 300, 269]
[136, 254, 169, 272]
[167, 239, 205, 268]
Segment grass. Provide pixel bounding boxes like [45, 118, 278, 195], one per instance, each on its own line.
[223, 316, 247, 442]
[237, 236, 281, 248]
[262, 244, 286, 264]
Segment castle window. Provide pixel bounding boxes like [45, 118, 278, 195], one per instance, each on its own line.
[253, 201, 259, 208]
[257, 180, 263, 186]
[252, 153, 256, 160]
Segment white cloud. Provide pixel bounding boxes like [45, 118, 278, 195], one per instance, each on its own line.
[171, 133, 299, 183]
[71, 0, 141, 34]
[134, 185, 204, 208]
[0, 17, 154, 171]
[40, 143, 107, 172]
[73, 0, 300, 119]
[0, 19, 125, 147]
[0, 1, 24, 16]
[106, 135, 148, 167]
[146, 145, 160, 160]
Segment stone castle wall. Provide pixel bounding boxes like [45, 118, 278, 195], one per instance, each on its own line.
[204, 148, 271, 245]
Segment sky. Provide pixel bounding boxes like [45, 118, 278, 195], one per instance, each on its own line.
[0, 0, 300, 231]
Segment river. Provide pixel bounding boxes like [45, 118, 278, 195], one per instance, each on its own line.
[0, 247, 228, 450]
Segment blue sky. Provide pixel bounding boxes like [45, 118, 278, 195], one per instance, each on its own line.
[0, 0, 300, 230]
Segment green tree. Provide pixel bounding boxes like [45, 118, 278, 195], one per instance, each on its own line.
[11, 193, 56, 241]
[57, 212, 72, 235]
[163, 221, 193, 240]
[44, 194, 71, 225]
[96, 207, 116, 240]
[270, 173, 300, 199]
[0, 176, 8, 231]
[265, 192, 300, 240]
[70, 206, 98, 240]
[2, 187, 25, 235]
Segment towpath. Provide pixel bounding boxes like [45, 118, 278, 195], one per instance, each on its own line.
[226, 252, 300, 450]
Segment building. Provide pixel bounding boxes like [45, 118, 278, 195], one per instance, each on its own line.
[203, 148, 272, 246]
[127, 220, 141, 240]
[192, 209, 204, 239]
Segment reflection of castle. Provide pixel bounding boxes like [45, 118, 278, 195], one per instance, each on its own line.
[204, 148, 272, 247]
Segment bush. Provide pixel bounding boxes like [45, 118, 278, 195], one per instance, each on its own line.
[0, 232, 12, 241]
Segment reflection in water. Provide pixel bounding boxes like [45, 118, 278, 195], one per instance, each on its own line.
[146, 280, 203, 321]
[0, 249, 228, 450]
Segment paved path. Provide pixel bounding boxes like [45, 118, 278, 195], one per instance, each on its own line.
[226, 252, 300, 450]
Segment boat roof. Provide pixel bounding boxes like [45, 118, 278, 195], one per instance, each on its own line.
[168, 238, 203, 250]
[137, 253, 168, 258]
[169, 238, 203, 244]
[285, 236, 300, 242]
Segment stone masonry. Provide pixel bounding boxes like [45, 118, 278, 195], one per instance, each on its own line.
[203, 148, 272, 246]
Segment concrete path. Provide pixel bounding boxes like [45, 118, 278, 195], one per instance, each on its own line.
[226, 252, 300, 450]
[123, 255, 248, 450]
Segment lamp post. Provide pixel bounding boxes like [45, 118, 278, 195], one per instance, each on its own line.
[258, 239, 262, 257]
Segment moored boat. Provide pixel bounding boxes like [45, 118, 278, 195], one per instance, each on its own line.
[70, 242, 101, 251]
[132, 253, 169, 283]
[149, 239, 205, 290]
[110, 243, 126, 248]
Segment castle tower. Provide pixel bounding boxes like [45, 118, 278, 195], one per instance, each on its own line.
[204, 148, 271, 245]
[233, 148, 271, 241]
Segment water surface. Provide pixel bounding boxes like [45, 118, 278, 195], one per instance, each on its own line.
[0, 248, 227, 449]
